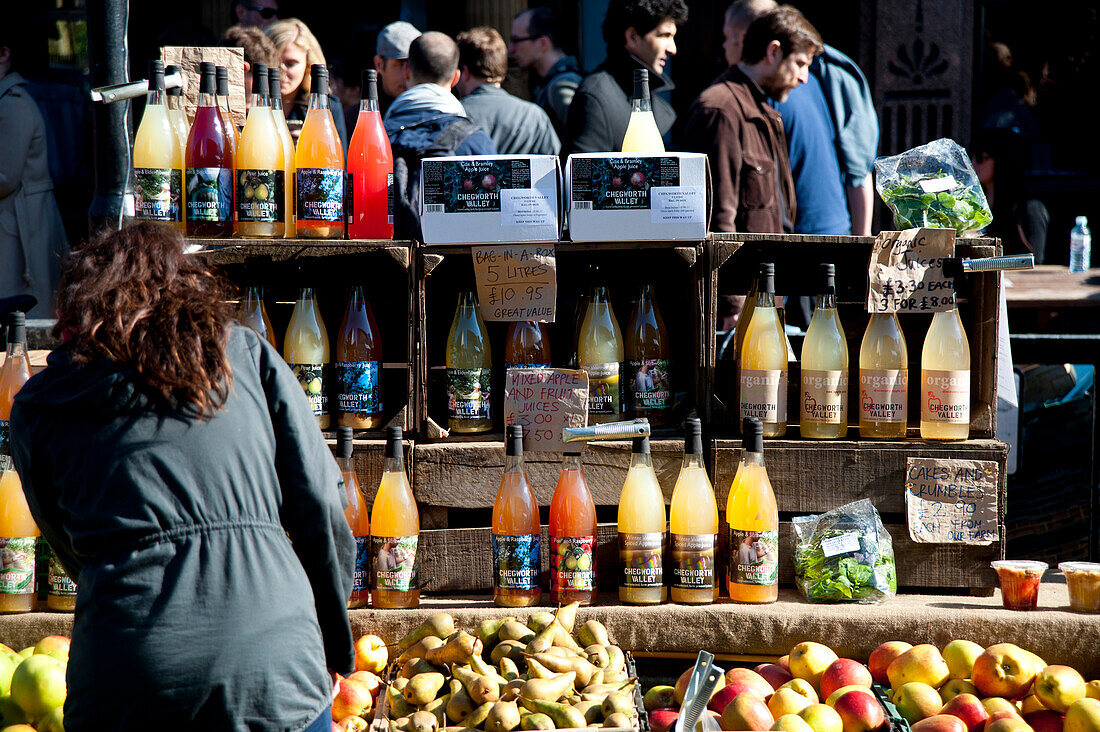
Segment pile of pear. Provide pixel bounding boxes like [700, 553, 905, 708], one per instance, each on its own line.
[384, 603, 638, 732]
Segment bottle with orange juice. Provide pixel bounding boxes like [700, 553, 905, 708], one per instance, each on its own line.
[492, 425, 541, 607]
[1, 312, 32, 460]
[370, 426, 419, 608]
[726, 416, 778, 603]
[549, 451, 597, 605]
[338, 426, 370, 608]
[295, 64, 345, 238]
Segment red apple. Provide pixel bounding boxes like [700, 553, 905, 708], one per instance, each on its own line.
[728, 668, 778, 700]
[722, 693, 775, 731]
[869, 642, 913, 686]
[778, 656, 792, 672]
[912, 716, 969, 732]
[345, 671, 382, 700]
[941, 694, 992, 732]
[650, 709, 679, 732]
[973, 644, 1041, 700]
[757, 664, 796, 691]
[832, 689, 888, 732]
[821, 660, 874, 701]
[985, 719, 1034, 732]
[1024, 710, 1065, 732]
[332, 676, 373, 721]
[887, 645, 950, 692]
[676, 666, 725, 706]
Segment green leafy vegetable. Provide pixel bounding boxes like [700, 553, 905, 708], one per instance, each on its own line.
[792, 499, 897, 604]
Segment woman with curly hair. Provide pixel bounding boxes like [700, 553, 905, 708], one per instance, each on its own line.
[9, 221, 353, 731]
[266, 17, 348, 152]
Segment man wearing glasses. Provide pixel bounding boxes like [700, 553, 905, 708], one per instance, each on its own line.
[509, 7, 583, 139]
[232, 0, 279, 29]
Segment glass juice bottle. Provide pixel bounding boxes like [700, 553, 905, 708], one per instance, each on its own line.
[371, 426, 419, 608]
[269, 68, 296, 238]
[550, 451, 597, 605]
[626, 284, 671, 425]
[47, 544, 77, 612]
[338, 426, 370, 609]
[347, 69, 394, 239]
[0, 457, 38, 613]
[215, 65, 240, 153]
[669, 418, 718, 604]
[236, 63, 285, 238]
[800, 263, 848, 439]
[283, 286, 330, 429]
[740, 263, 787, 437]
[133, 60, 184, 231]
[446, 291, 492, 434]
[237, 284, 277, 349]
[492, 425, 542, 607]
[505, 321, 550, 369]
[186, 62, 234, 237]
[336, 285, 383, 429]
[165, 65, 190, 160]
[859, 313, 908, 439]
[726, 416, 778, 603]
[921, 307, 970, 440]
[1, 312, 32, 460]
[295, 64, 345, 239]
[618, 435, 667, 605]
[621, 69, 664, 152]
[578, 286, 624, 425]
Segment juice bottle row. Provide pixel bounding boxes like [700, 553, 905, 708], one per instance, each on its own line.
[133, 60, 392, 240]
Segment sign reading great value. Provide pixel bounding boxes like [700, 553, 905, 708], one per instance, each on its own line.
[473, 243, 556, 322]
[868, 228, 956, 313]
[905, 457, 999, 545]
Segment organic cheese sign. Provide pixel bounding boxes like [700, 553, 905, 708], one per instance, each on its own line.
[905, 457, 999, 545]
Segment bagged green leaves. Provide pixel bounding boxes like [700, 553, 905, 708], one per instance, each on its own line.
[792, 498, 897, 603]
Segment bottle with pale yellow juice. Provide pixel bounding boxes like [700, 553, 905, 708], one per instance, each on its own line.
[618, 435, 667, 605]
[621, 69, 664, 152]
[165, 65, 189, 158]
[269, 68, 296, 238]
[801, 263, 848, 439]
[371, 426, 419, 609]
[284, 286, 330, 429]
[446, 291, 493, 434]
[859, 313, 908, 439]
[236, 63, 285, 238]
[133, 60, 184, 231]
[669, 418, 718, 604]
[740, 263, 787, 437]
[921, 307, 970, 440]
[578, 286, 624, 424]
[726, 417, 778, 604]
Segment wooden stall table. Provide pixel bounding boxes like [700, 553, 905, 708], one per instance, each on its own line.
[1005, 264, 1100, 330]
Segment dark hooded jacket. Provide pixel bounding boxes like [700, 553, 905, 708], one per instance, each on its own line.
[10, 325, 355, 731]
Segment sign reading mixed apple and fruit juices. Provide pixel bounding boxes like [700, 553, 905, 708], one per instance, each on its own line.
[868, 228, 956, 313]
[504, 368, 587, 453]
[472, 243, 557, 322]
[905, 457, 999, 545]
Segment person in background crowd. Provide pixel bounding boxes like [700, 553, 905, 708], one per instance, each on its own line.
[375, 21, 422, 111]
[9, 222, 354, 731]
[972, 128, 1049, 263]
[508, 7, 583, 138]
[231, 0, 279, 30]
[562, 0, 688, 155]
[455, 27, 560, 155]
[328, 59, 362, 137]
[222, 24, 279, 108]
[266, 18, 348, 153]
[0, 31, 68, 319]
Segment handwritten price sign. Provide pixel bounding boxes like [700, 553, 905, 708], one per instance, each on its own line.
[473, 243, 557, 322]
[504, 368, 588, 453]
[905, 457, 999, 545]
[867, 228, 956, 313]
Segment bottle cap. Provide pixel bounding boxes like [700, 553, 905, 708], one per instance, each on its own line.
[363, 69, 378, 102]
[165, 64, 183, 96]
[311, 64, 329, 96]
[385, 425, 404, 459]
[633, 435, 650, 455]
[760, 262, 775, 294]
[268, 67, 282, 100]
[632, 68, 650, 101]
[742, 417, 764, 454]
[148, 60, 165, 91]
[820, 262, 835, 294]
[199, 62, 216, 94]
[215, 65, 229, 96]
[684, 417, 703, 455]
[337, 426, 354, 459]
[506, 424, 524, 457]
[1077, 216, 1088, 226]
[252, 63, 268, 95]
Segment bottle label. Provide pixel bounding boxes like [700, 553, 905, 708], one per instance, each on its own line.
[492, 534, 541, 590]
[346, 172, 354, 227]
[352, 536, 370, 595]
[506, 363, 551, 370]
[447, 368, 492, 421]
[336, 360, 382, 415]
[627, 358, 671, 412]
[728, 528, 779, 585]
[569, 157, 679, 211]
[133, 167, 183, 222]
[289, 363, 327, 416]
[237, 169, 284, 222]
[740, 368, 787, 423]
[922, 369, 970, 424]
[801, 369, 848, 425]
[387, 172, 395, 224]
[550, 535, 595, 592]
[48, 555, 77, 598]
[859, 368, 908, 423]
[422, 159, 528, 213]
[582, 362, 621, 416]
[670, 533, 716, 590]
[619, 532, 664, 589]
[372, 535, 419, 591]
[0, 537, 36, 594]
[296, 168, 345, 221]
[186, 167, 233, 222]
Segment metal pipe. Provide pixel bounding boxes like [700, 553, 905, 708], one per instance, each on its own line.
[86, 0, 132, 233]
[562, 419, 651, 443]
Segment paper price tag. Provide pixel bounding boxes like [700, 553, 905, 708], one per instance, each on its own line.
[472, 244, 557, 322]
[651, 186, 705, 224]
[820, 532, 861, 557]
[867, 228, 956, 313]
[504, 368, 588, 453]
[905, 458, 999, 545]
[501, 189, 556, 227]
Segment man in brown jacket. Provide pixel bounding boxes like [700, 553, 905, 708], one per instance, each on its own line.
[682, 5, 822, 233]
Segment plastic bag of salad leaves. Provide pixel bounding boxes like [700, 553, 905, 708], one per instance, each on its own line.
[792, 498, 897, 603]
[874, 138, 993, 236]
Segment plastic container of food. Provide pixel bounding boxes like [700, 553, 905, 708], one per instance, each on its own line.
[1058, 561, 1100, 612]
[991, 560, 1047, 610]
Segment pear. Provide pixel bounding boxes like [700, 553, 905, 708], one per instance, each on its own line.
[491, 640, 528, 665]
[521, 713, 555, 730]
[527, 612, 556, 633]
[399, 613, 456, 651]
[589, 669, 605, 687]
[462, 702, 495, 729]
[605, 646, 626, 673]
[525, 623, 558, 656]
[521, 672, 577, 703]
[499, 620, 537, 645]
[408, 711, 438, 732]
[388, 685, 414, 719]
[426, 631, 483, 667]
[604, 712, 632, 728]
[398, 636, 446, 665]
[586, 646, 610, 669]
[576, 620, 609, 648]
[404, 672, 447, 707]
[391, 716, 411, 732]
[526, 658, 557, 680]
[533, 652, 600, 687]
[573, 700, 604, 724]
[601, 668, 626, 684]
[486, 700, 523, 732]
[422, 693, 451, 727]
[454, 664, 502, 705]
[446, 680, 476, 723]
[544, 646, 577, 659]
[551, 623, 586, 655]
[521, 698, 588, 729]
[393, 677, 411, 693]
[470, 651, 507, 681]
[401, 657, 442, 679]
[555, 602, 580, 633]
[499, 657, 522, 681]
[501, 678, 526, 702]
[601, 691, 634, 719]
[475, 616, 516, 646]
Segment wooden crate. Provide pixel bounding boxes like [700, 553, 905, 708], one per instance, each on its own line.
[417, 241, 707, 441]
[711, 438, 1008, 593]
[194, 239, 416, 435]
[705, 233, 1002, 438]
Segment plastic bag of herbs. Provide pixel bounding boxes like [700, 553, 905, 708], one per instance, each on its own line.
[874, 138, 993, 235]
[792, 498, 897, 603]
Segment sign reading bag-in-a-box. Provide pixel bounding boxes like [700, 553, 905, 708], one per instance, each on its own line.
[420, 155, 561, 244]
[566, 152, 709, 241]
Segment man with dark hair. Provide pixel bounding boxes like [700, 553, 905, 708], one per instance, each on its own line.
[562, 0, 688, 155]
[509, 7, 583, 138]
[456, 27, 559, 155]
[222, 24, 279, 107]
[374, 21, 421, 105]
[231, 0, 278, 29]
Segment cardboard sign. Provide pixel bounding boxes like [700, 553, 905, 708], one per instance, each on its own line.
[504, 368, 588, 453]
[160, 47, 247, 129]
[905, 457, 999, 545]
[472, 244, 557, 322]
[868, 228, 956, 313]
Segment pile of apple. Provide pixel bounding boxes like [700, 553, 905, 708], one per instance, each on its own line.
[641, 640, 1100, 732]
[330, 634, 388, 731]
[0, 635, 70, 732]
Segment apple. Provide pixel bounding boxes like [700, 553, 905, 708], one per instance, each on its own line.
[332, 676, 373, 721]
[779, 656, 792, 672]
[729, 669, 782, 701]
[912, 716, 969, 732]
[611, 175, 623, 187]
[973, 645, 1042, 700]
[1035, 666, 1088, 713]
[799, 704, 844, 732]
[1024, 710, 1064, 732]
[789, 643, 839, 692]
[832, 689, 888, 732]
[462, 178, 475, 192]
[482, 174, 497, 190]
[630, 171, 647, 187]
[757, 664, 796, 691]
[780, 679, 820, 704]
[827, 687, 877, 709]
[894, 682, 945, 723]
[770, 689, 814, 718]
[1020, 697, 1045, 716]
[821, 660, 873, 701]
[941, 693, 992, 732]
[942, 680, 982, 703]
[869, 642, 913, 686]
[943, 641, 985, 681]
[32, 636, 71, 662]
[676, 666, 725, 706]
[346, 671, 382, 700]
[985, 719, 1034, 732]
[650, 709, 679, 732]
[1064, 698, 1100, 732]
[982, 698, 1024, 723]
[340, 718, 369, 732]
[1088, 682, 1100, 701]
[645, 685, 678, 712]
[773, 715, 816, 732]
[723, 693, 776, 731]
[887, 645, 951, 692]
[353, 634, 388, 674]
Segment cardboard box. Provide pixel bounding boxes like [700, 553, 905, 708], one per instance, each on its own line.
[419, 155, 561, 244]
[565, 152, 710, 241]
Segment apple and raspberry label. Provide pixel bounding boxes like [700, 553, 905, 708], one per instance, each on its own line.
[670, 533, 716, 590]
[372, 535, 419, 592]
[619, 532, 664, 589]
[491, 534, 541, 591]
[729, 528, 779, 585]
[422, 159, 530, 213]
[570, 156, 680, 211]
[550, 535, 595, 592]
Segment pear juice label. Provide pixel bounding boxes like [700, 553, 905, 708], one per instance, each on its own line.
[186, 167, 233, 222]
[422, 159, 528, 213]
[550, 535, 595, 592]
[570, 156, 680, 211]
[48, 555, 77, 598]
[237, 169, 284, 222]
[670, 533, 716, 590]
[492, 534, 541, 590]
[922, 369, 970, 424]
[296, 168, 345, 221]
[134, 168, 183, 222]
[372, 535, 419, 591]
[289, 363, 327, 416]
[618, 532, 664, 589]
[801, 370, 848, 425]
[728, 528, 778, 585]
[447, 368, 492, 421]
[627, 358, 671, 411]
[0, 537, 36, 594]
[860, 368, 908, 423]
[740, 368, 787, 423]
[336, 360, 382, 415]
[582, 362, 621, 416]
[352, 536, 370, 594]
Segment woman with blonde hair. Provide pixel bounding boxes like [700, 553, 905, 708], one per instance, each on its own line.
[266, 17, 348, 151]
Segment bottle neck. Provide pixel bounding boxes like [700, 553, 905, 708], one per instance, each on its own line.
[251, 91, 268, 109]
[561, 454, 583, 471]
[756, 274, 776, 308]
[6, 339, 26, 360]
[146, 88, 165, 106]
[166, 94, 181, 110]
[504, 453, 525, 474]
[814, 291, 836, 310]
[199, 91, 216, 108]
[360, 96, 379, 113]
[631, 95, 652, 113]
[630, 451, 653, 469]
[309, 91, 328, 111]
[271, 95, 284, 111]
[383, 456, 404, 474]
[339, 455, 355, 474]
[742, 450, 765, 468]
[681, 451, 705, 470]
